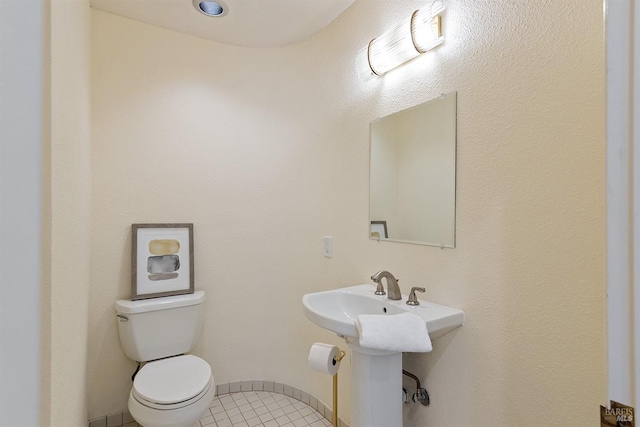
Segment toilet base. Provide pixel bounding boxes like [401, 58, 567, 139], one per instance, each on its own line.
[128, 378, 215, 427]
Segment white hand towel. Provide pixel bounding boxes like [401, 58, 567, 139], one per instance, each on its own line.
[356, 312, 432, 353]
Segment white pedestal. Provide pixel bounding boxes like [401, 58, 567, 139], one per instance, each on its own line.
[348, 342, 402, 427]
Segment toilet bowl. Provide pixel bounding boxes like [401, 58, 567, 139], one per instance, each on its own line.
[115, 291, 214, 427]
[127, 355, 214, 427]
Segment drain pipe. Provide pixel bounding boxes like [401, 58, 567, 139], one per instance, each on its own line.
[402, 370, 430, 406]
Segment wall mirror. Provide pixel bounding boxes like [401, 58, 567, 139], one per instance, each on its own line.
[369, 91, 457, 247]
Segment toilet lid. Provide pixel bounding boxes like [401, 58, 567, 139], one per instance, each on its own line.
[133, 355, 212, 405]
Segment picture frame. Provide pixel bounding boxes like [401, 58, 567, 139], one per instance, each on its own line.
[370, 221, 388, 239]
[131, 223, 194, 300]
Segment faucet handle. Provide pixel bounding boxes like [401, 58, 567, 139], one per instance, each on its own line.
[374, 282, 386, 295]
[406, 287, 425, 306]
[371, 271, 386, 295]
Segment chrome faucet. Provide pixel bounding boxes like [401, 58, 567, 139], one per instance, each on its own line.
[371, 270, 402, 300]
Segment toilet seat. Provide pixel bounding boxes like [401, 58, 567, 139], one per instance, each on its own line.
[132, 355, 212, 410]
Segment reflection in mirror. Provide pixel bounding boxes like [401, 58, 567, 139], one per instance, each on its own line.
[369, 92, 456, 247]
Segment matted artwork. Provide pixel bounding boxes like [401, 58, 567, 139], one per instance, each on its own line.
[370, 221, 388, 239]
[131, 223, 194, 300]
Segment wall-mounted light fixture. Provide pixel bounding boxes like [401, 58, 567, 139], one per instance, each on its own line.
[357, 0, 445, 80]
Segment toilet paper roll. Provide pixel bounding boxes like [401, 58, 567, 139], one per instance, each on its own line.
[308, 343, 341, 375]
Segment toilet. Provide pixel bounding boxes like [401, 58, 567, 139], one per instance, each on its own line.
[115, 291, 214, 427]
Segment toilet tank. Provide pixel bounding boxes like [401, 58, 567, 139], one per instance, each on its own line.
[115, 291, 205, 362]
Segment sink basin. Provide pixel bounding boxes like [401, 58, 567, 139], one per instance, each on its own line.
[302, 284, 464, 340]
[303, 284, 464, 427]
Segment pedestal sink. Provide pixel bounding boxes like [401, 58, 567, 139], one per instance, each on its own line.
[302, 284, 464, 427]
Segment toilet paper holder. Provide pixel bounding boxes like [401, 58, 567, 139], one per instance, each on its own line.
[331, 350, 346, 427]
[308, 344, 345, 427]
[332, 350, 346, 366]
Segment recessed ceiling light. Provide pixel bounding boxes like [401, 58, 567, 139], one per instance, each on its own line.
[193, 0, 227, 17]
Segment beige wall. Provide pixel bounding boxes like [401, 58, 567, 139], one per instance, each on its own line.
[370, 117, 400, 235]
[41, 0, 92, 425]
[88, 0, 606, 425]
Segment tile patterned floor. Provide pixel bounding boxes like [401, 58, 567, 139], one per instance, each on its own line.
[119, 390, 332, 427]
[200, 391, 332, 427]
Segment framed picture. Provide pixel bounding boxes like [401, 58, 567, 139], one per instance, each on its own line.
[131, 223, 194, 300]
[370, 221, 388, 239]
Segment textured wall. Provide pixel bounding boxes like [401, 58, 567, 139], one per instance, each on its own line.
[88, 0, 606, 425]
[41, 0, 92, 426]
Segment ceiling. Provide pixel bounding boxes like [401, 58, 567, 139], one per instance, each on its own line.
[89, 0, 356, 48]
